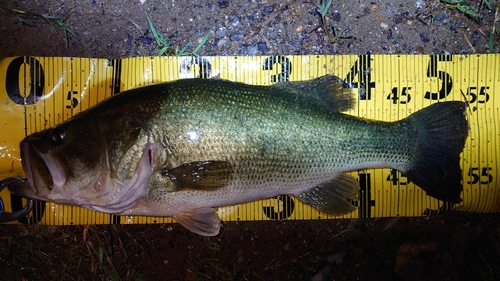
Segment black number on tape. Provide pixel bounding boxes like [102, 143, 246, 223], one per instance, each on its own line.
[387, 87, 412, 104]
[5, 56, 45, 105]
[467, 86, 490, 104]
[66, 91, 79, 109]
[424, 55, 453, 100]
[343, 55, 376, 100]
[262, 55, 291, 82]
[354, 172, 375, 218]
[263, 195, 294, 220]
[179, 56, 212, 79]
[467, 167, 493, 185]
[194, 56, 212, 79]
[108, 59, 122, 95]
[386, 169, 411, 185]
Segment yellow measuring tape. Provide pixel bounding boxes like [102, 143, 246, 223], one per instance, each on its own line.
[0, 54, 498, 225]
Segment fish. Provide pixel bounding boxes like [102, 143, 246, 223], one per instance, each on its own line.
[8, 75, 469, 236]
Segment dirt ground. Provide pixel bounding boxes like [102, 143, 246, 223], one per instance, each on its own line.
[0, 0, 499, 280]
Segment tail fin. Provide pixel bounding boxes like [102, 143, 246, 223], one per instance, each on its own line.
[403, 101, 468, 203]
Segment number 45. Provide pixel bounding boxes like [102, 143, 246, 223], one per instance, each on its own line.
[467, 167, 493, 185]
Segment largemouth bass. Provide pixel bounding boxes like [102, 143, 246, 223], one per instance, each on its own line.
[9, 76, 468, 236]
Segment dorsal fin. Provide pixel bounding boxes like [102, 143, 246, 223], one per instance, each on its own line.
[273, 75, 355, 112]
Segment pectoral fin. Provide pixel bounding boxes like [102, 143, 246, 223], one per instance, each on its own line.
[298, 173, 359, 215]
[175, 208, 221, 236]
[165, 161, 233, 191]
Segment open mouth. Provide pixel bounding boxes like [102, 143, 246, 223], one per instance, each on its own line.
[15, 140, 55, 199]
[11, 135, 156, 213]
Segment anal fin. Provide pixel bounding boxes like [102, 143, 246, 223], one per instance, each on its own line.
[175, 208, 221, 236]
[298, 173, 359, 215]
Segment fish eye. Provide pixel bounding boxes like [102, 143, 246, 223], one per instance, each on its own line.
[50, 126, 66, 144]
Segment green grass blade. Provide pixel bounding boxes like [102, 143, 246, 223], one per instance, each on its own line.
[320, 0, 333, 17]
[148, 17, 170, 55]
[176, 42, 191, 56]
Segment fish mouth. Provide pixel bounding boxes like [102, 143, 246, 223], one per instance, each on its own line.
[10, 140, 64, 200]
[12, 138, 156, 214]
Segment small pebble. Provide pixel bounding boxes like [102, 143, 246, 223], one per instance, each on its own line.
[229, 32, 244, 41]
[218, 0, 229, 9]
[195, 29, 206, 38]
[393, 14, 403, 24]
[332, 11, 341, 21]
[257, 41, 267, 52]
[450, 23, 459, 33]
[281, 45, 290, 55]
[263, 5, 273, 13]
[435, 14, 446, 21]
[139, 36, 153, 45]
[247, 15, 254, 26]
[387, 29, 393, 40]
[216, 27, 226, 37]
[217, 38, 227, 48]
[269, 30, 279, 39]
[245, 45, 258, 56]
[230, 16, 240, 27]
[420, 32, 430, 43]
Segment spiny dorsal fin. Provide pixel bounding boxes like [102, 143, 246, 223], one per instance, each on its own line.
[297, 173, 359, 215]
[165, 161, 233, 191]
[273, 75, 355, 112]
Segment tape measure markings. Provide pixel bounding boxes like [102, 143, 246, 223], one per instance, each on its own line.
[0, 54, 498, 226]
